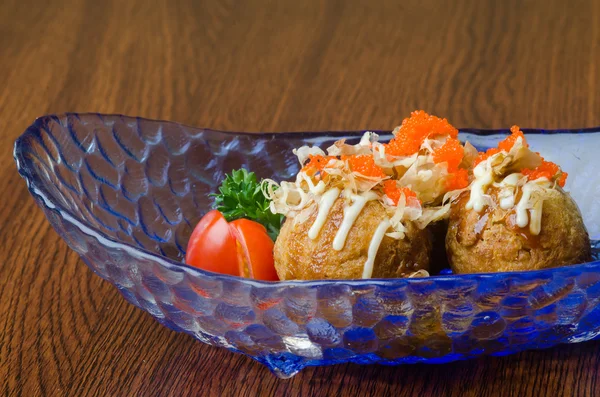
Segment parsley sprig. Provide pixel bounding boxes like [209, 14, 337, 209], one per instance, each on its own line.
[211, 169, 283, 241]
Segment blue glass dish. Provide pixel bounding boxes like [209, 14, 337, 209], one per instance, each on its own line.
[13, 114, 600, 378]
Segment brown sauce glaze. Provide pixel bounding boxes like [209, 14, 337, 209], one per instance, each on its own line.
[457, 187, 541, 248]
[507, 212, 541, 249]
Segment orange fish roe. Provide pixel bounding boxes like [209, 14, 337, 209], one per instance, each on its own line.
[522, 160, 567, 187]
[499, 126, 528, 152]
[474, 125, 529, 165]
[383, 180, 418, 205]
[446, 168, 469, 191]
[433, 137, 464, 172]
[343, 155, 386, 178]
[558, 172, 568, 187]
[302, 154, 335, 175]
[383, 180, 400, 204]
[386, 110, 458, 157]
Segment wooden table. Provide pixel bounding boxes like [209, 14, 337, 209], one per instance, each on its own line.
[2, 0, 600, 395]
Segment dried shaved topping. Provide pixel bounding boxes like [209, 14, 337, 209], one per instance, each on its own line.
[342, 155, 386, 178]
[271, 112, 574, 246]
[465, 125, 568, 237]
[446, 168, 469, 190]
[522, 160, 567, 187]
[461, 141, 479, 169]
[294, 146, 326, 166]
[327, 131, 378, 157]
[433, 137, 464, 172]
[302, 155, 335, 175]
[386, 110, 458, 157]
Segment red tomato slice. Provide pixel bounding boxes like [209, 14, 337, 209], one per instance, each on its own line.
[229, 219, 278, 281]
[185, 211, 279, 281]
[185, 210, 239, 276]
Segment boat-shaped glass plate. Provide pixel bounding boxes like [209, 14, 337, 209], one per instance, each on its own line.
[13, 113, 600, 378]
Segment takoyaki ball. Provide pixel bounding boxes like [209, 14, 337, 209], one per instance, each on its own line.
[274, 198, 432, 280]
[446, 190, 591, 274]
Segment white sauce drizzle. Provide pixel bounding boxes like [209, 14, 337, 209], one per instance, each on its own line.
[298, 172, 326, 195]
[362, 219, 391, 279]
[465, 150, 554, 236]
[466, 160, 494, 212]
[497, 173, 522, 210]
[499, 195, 515, 210]
[514, 185, 530, 228]
[308, 188, 340, 239]
[332, 191, 378, 251]
[515, 177, 550, 234]
[500, 172, 522, 186]
[530, 198, 544, 235]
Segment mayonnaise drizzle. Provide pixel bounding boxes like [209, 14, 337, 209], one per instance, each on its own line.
[308, 188, 340, 239]
[515, 177, 550, 234]
[530, 198, 544, 235]
[465, 149, 555, 236]
[362, 219, 391, 279]
[332, 191, 378, 251]
[497, 173, 522, 210]
[298, 172, 326, 195]
[466, 160, 494, 212]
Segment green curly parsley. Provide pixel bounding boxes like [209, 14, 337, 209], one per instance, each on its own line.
[211, 168, 283, 241]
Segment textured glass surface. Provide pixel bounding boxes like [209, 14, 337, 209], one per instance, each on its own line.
[13, 114, 600, 378]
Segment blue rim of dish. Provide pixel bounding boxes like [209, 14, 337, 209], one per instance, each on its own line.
[13, 113, 600, 287]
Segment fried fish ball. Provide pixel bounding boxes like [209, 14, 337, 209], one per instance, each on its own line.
[274, 199, 432, 280]
[446, 190, 591, 274]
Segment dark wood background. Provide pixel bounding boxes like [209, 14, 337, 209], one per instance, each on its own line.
[2, 0, 600, 396]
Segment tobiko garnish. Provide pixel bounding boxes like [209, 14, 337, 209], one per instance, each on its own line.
[302, 154, 335, 175]
[445, 168, 469, 190]
[475, 125, 528, 165]
[383, 180, 418, 205]
[522, 160, 567, 187]
[472, 125, 567, 187]
[343, 154, 386, 178]
[433, 137, 464, 172]
[386, 110, 458, 157]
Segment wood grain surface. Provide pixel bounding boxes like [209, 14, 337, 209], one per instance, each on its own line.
[2, 0, 600, 396]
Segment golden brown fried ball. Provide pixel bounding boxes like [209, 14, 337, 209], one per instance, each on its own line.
[274, 198, 432, 280]
[446, 190, 591, 274]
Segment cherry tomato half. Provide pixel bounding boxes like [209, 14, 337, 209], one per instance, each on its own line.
[185, 210, 239, 276]
[229, 219, 278, 281]
[185, 210, 278, 281]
